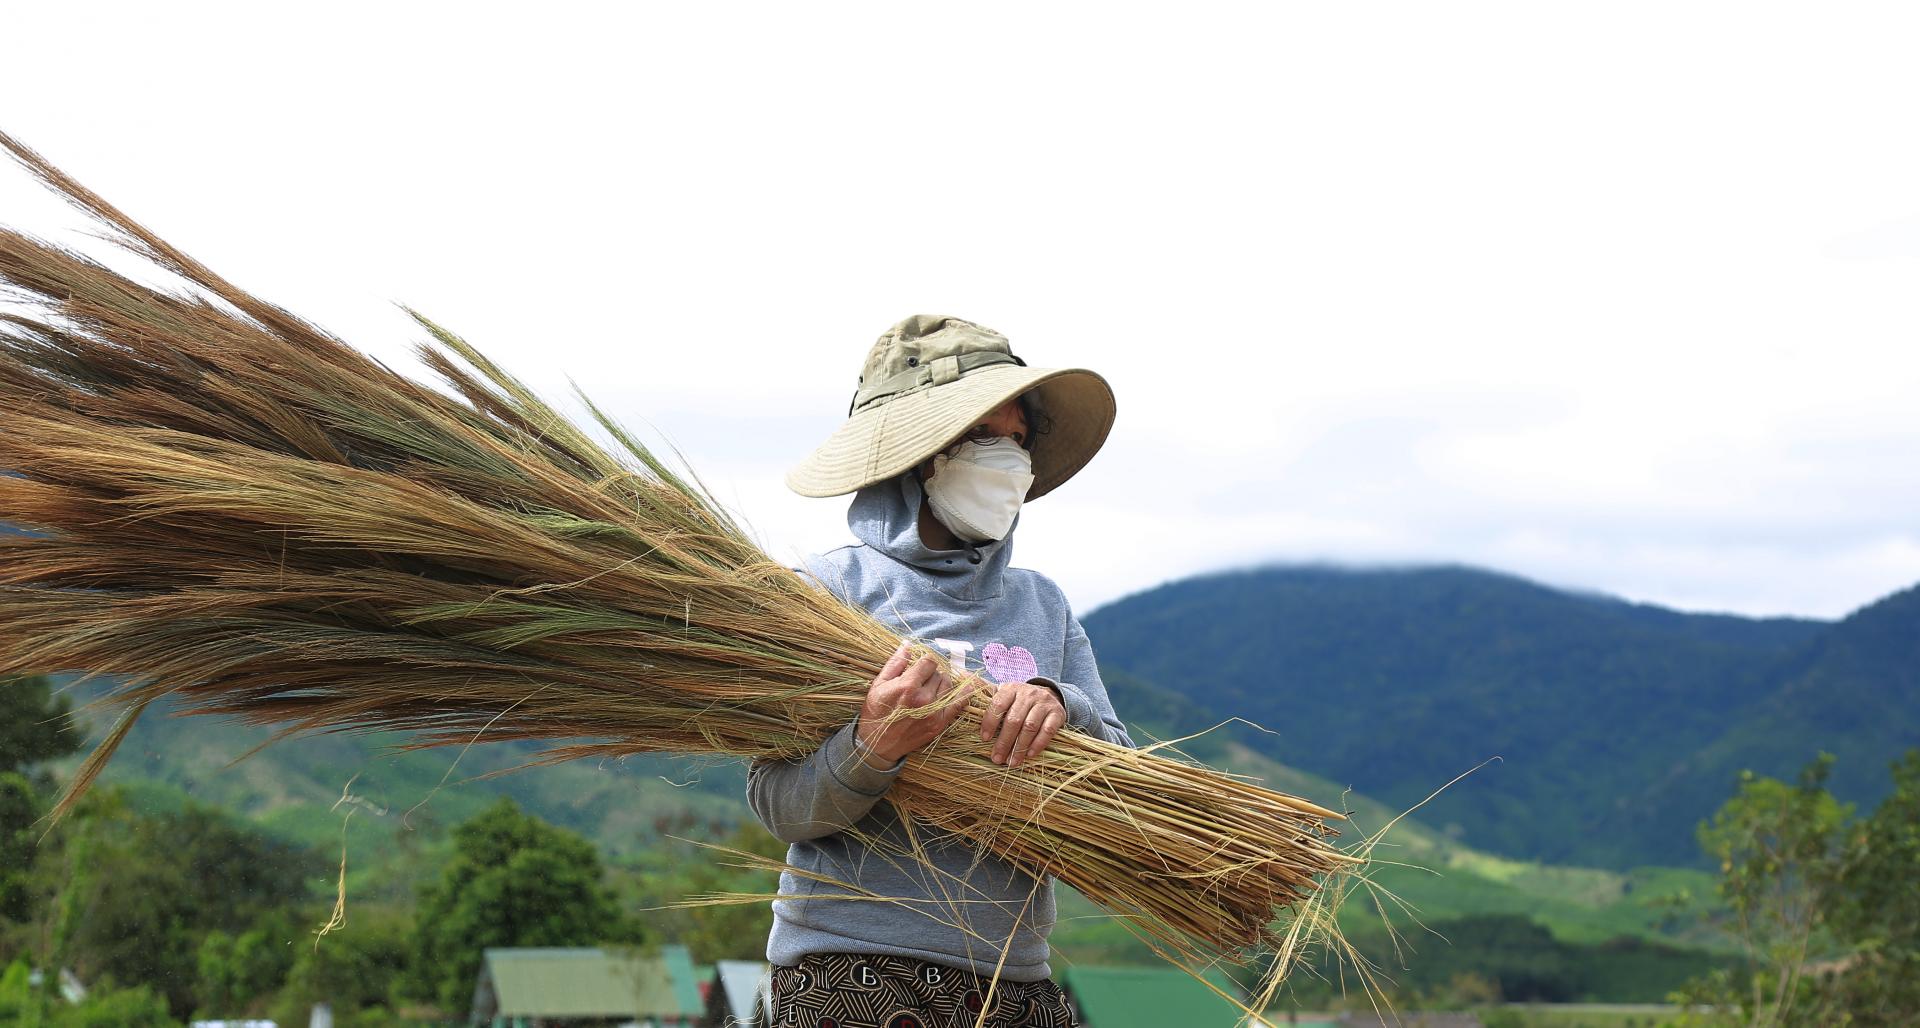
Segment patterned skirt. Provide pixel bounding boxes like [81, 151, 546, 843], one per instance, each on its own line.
[769, 952, 1079, 1028]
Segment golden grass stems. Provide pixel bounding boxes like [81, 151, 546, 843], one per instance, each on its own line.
[0, 130, 1357, 982]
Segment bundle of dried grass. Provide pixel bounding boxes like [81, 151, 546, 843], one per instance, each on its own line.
[0, 132, 1360, 987]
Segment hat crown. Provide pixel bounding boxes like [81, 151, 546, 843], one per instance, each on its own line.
[859, 315, 1012, 393]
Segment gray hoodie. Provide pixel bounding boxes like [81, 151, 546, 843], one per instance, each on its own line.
[747, 473, 1134, 981]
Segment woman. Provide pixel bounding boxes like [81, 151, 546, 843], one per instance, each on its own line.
[748, 315, 1133, 1028]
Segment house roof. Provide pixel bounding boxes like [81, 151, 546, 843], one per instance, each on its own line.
[710, 960, 769, 1025]
[706, 960, 771, 1022]
[479, 946, 703, 1019]
[1059, 965, 1262, 1028]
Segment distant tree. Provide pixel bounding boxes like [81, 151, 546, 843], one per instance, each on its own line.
[1677, 750, 1920, 1027]
[1420, 970, 1503, 1009]
[2, 954, 180, 1028]
[0, 774, 40, 926]
[0, 957, 32, 1022]
[45, 984, 180, 1028]
[1399, 915, 1574, 1002]
[271, 907, 413, 1028]
[0, 675, 83, 936]
[35, 790, 323, 1019]
[1686, 755, 1850, 1026]
[194, 909, 304, 1019]
[0, 675, 83, 778]
[410, 798, 637, 1012]
[1822, 749, 1920, 1023]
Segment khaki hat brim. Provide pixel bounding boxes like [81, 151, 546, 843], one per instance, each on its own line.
[786, 364, 1114, 500]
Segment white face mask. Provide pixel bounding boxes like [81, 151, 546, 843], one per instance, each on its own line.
[924, 436, 1035, 544]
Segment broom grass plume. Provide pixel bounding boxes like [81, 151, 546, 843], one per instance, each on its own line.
[0, 130, 1363, 995]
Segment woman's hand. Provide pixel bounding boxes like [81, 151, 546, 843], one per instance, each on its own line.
[980, 679, 1068, 768]
[855, 644, 973, 767]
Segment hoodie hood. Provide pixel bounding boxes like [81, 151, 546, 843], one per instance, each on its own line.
[844, 473, 1016, 601]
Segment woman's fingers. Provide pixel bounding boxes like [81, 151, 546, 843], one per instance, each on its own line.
[1018, 708, 1066, 766]
[870, 649, 926, 716]
[937, 673, 978, 714]
[930, 680, 972, 734]
[992, 691, 1039, 764]
[876, 654, 1101, 763]
[904, 663, 951, 710]
[980, 681, 1017, 742]
[998, 710, 1044, 768]
[1007, 703, 1049, 767]
[875, 642, 911, 684]
[907, 655, 942, 689]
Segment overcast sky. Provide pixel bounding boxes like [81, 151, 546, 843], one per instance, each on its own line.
[4, 3, 1917, 620]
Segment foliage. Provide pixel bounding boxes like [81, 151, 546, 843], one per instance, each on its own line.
[1, 956, 180, 1028]
[1694, 755, 1850, 1024]
[194, 908, 305, 1019]
[410, 798, 637, 1012]
[1820, 749, 1920, 1022]
[7, 770, 423, 1024]
[0, 678, 80, 929]
[1674, 749, 1920, 1027]
[0, 958, 31, 1023]
[32, 789, 324, 1018]
[0, 675, 83, 777]
[0, 773, 40, 927]
[44, 984, 180, 1028]
[1420, 970, 1503, 1009]
[271, 907, 413, 1027]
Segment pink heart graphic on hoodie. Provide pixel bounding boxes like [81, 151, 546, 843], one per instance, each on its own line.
[981, 643, 1038, 685]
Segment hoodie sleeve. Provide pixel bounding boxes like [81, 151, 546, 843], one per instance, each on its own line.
[1036, 614, 1135, 749]
[748, 551, 910, 843]
[746, 718, 906, 844]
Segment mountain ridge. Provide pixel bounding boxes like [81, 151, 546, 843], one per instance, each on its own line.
[1081, 564, 1912, 868]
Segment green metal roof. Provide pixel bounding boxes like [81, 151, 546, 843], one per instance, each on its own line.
[481, 946, 703, 1019]
[1059, 965, 1255, 1028]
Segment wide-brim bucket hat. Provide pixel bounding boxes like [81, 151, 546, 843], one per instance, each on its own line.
[787, 314, 1115, 500]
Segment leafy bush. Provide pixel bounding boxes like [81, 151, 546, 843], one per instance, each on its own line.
[410, 798, 640, 1011]
[1676, 749, 1920, 1026]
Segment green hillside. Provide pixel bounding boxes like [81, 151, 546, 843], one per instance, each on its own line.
[51, 670, 1726, 973]
[1080, 565, 1920, 868]
[1051, 739, 1723, 961]
[1666, 582, 1920, 826]
[52, 678, 750, 891]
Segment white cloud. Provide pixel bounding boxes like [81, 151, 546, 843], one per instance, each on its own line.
[1828, 214, 1920, 260]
